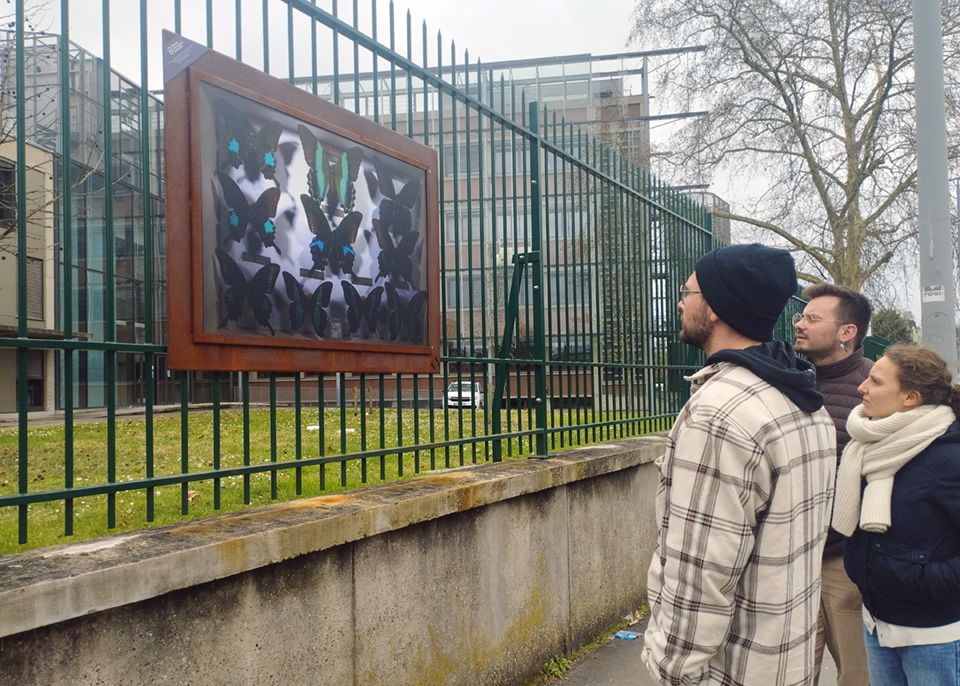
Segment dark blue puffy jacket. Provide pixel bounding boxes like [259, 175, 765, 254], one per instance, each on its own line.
[844, 418, 960, 627]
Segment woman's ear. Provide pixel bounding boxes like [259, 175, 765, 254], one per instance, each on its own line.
[901, 388, 923, 409]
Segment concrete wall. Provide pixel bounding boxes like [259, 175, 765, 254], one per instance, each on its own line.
[0, 438, 664, 686]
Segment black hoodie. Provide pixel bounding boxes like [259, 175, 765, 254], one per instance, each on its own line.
[707, 341, 824, 413]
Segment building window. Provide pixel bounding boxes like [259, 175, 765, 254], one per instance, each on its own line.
[26, 256, 44, 320]
[0, 162, 14, 232]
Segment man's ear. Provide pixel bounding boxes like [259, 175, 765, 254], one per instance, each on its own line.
[839, 323, 857, 345]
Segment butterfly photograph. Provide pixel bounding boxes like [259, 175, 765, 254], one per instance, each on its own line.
[165, 32, 439, 373]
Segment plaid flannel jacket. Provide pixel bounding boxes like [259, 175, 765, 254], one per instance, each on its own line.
[643, 361, 836, 685]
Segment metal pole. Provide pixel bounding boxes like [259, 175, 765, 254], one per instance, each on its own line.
[912, 0, 958, 374]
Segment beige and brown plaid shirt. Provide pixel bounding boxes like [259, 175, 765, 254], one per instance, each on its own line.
[643, 361, 836, 685]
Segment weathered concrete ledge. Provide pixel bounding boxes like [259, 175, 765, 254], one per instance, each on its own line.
[1, 436, 666, 686]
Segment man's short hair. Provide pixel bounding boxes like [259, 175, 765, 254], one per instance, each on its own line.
[801, 283, 872, 349]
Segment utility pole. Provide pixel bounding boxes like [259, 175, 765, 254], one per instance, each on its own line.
[913, 0, 958, 374]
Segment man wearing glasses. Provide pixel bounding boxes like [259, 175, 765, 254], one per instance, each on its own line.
[643, 243, 837, 686]
[794, 285, 873, 686]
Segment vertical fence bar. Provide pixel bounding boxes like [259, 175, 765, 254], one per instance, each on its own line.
[102, 0, 118, 529]
[180, 372, 189, 514]
[59, 0, 75, 536]
[242, 372, 251, 503]
[262, 0, 270, 73]
[378, 374, 386, 479]
[212, 373, 221, 509]
[318, 373, 326, 490]
[436, 30, 450, 468]
[269, 374, 278, 499]
[138, 0, 156, 523]
[295, 375, 302, 494]
[396, 373, 403, 475]
[359, 374, 367, 482]
[338, 373, 348, 486]
[528, 102, 547, 457]
[15, 0, 29, 544]
[450, 41, 464, 466]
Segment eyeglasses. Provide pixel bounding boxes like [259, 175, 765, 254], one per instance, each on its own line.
[791, 312, 848, 326]
[679, 287, 702, 302]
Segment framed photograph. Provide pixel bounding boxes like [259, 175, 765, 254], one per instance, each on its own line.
[163, 31, 440, 373]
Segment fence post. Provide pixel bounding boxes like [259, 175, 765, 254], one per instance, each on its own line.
[528, 102, 548, 458]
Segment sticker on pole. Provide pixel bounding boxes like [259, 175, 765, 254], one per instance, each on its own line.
[922, 285, 946, 303]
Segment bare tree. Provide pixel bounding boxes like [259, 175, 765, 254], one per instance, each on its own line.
[631, 0, 960, 290]
[0, 2, 112, 261]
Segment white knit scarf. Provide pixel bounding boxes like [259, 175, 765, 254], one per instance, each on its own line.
[832, 403, 955, 536]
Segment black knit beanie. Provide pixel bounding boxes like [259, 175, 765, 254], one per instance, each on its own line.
[693, 243, 797, 342]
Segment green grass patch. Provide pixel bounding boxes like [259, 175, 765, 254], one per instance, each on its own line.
[0, 407, 670, 555]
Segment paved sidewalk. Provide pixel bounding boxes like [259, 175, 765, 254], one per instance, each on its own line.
[554, 616, 838, 685]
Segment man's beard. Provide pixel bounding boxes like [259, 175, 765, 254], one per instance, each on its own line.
[679, 307, 711, 349]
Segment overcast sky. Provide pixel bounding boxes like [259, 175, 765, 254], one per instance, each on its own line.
[51, 1, 639, 86]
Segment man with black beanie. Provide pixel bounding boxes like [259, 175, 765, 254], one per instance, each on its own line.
[643, 243, 838, 686]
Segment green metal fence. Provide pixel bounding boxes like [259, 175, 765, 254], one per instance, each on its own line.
[0, 0, 764, 551]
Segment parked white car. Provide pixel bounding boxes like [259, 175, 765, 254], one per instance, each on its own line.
[446, 381, 483, 409]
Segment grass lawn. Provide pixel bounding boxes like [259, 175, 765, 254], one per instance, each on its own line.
[0, 406, 671, 555]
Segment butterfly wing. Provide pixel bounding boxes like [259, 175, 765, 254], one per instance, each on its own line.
[302, 194, 333, 270]
[251, 187, 282, 252]
[403, 290, 428, 343]
[216, 105, 251, 170]
[373, 157, 397, 199]
[282, 271, 307, 331]
[331, 211, 362, 274]
[394, 230, 419, 285]
[346, 147, 363, 182]
[215, 248, 248, 325]
[246, 121, 283, 182]
[248, 262, 280, 335]
[308, 280, 333, 337]
[278, 141, 298, 167]
[298, 125, 325, 202]
[391, 206, 412, 239]
[336, 211, 362, 245]
[341, 280, 363, 334]
[216, 172, 251, 242]
[378, 197, 397, 233]
[374, 218, 396, 281]
[364, 168, 380, 199]
[395, 178, 420, 209]
[385, 281, 402, 340]
[364, 285, 384, 332]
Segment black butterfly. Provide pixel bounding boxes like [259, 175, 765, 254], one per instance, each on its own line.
[216, 105, 251, 171]
[301, 194, 361, 275]
[367, 158, 420, 239]
[282, 272, 333, 337]
[215, 249, 280, 336]
[216, 104, 283, 183]
[381, 283, 428, 343]
[298, 125, 362, 213]
[341, 281, 384, 337]
[374, 220, 419, 287]
[215, 172, 282, 251]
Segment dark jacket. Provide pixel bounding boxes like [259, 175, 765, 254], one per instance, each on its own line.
[843, 418, 960, 628]
[815, 349, 873, 558]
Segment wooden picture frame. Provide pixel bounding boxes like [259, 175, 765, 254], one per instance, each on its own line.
[163, 32, 440, 373]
